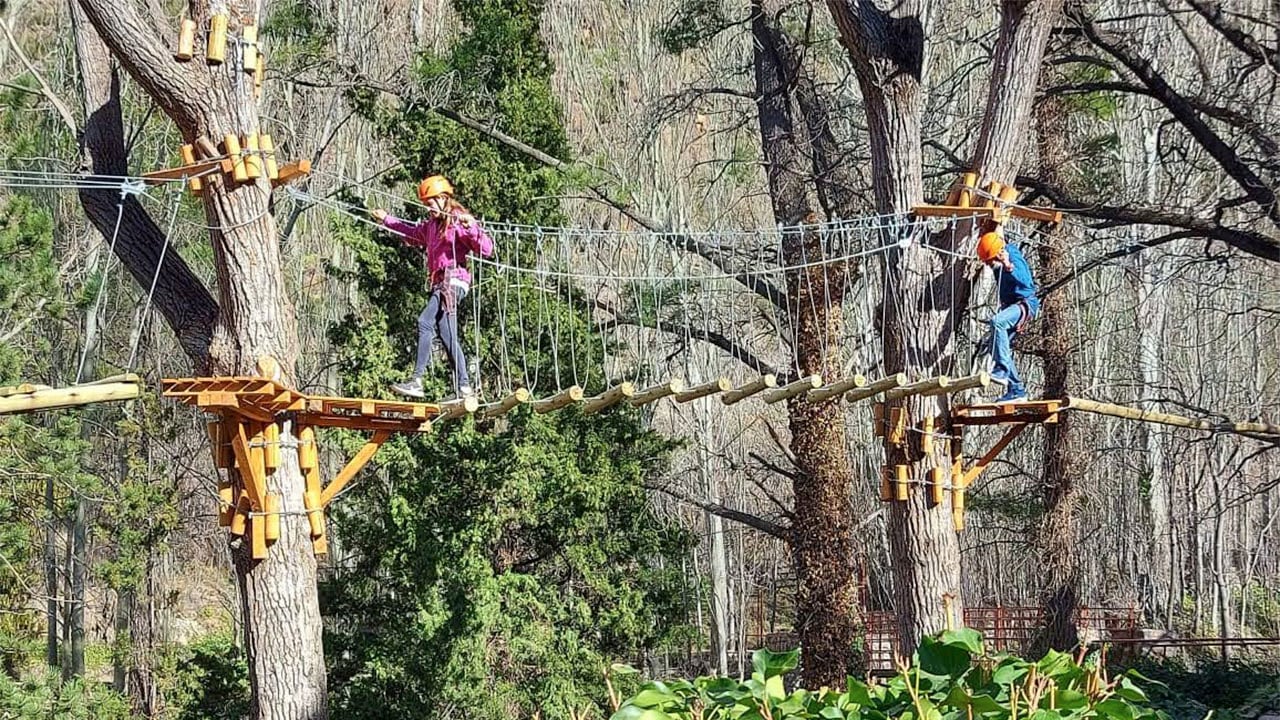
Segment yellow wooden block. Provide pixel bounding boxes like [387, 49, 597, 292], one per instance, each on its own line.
[207, 14, 228, 65]
[251, 513, 268, 559]
[176, 18, 196, 60]
[224, 134, 247, 182]
[217, 482, 235, 527]
[230, 494, 251, 536]
[929, 467, 944, 506]
[264, 494, 280, 542]
[895, 464, 910, 501]
[263, 422, 280, 471]
[244, 133, 263, 179]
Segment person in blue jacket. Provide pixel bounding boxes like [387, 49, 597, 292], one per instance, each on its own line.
[976, 228, 1039, 403]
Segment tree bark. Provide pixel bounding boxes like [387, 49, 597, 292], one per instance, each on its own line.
[752, 1, 863, 684]
[71, 2, 325, 716]
[1032, 92, 1081, 653]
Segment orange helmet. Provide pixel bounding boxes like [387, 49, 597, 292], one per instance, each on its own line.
[976, 231, 1006, 263]
[417, 175, 454, 203]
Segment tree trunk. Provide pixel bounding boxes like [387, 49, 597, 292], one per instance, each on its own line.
[751, 1, 863, 684]
[71, 2, 326, 716]
[44, 475, 58, 670]
[69, 497, 86, 678]
[1032, 93, 1081, 653]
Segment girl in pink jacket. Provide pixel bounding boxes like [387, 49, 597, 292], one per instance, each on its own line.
[373, 175, 494, 400]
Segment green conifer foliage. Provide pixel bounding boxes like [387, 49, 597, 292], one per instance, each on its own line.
[323, 2, 691, 717]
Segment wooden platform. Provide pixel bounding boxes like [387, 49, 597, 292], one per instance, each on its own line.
[162, 376, 437, 431]
[952, 399, 1062, 426]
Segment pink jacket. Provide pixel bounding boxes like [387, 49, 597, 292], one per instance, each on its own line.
[382, 213, 494, 286]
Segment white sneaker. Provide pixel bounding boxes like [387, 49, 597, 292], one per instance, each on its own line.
[391, 377, 425, 398]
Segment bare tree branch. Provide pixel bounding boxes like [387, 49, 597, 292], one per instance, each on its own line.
[651, 483, 791, 540]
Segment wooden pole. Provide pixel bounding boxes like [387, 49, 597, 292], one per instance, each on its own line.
[436, 395, 480, 421]
[762, 375, 821, 404]
[478, 388, 530, 419]
[720, 374, 776, 405]
[883, 375, 950, 402]
[582, 382, 635, 414]
[297, 426, 317, 471]
[807, 374, 867, 403]
[957, 172, 978, 207]
[674, 378, 731, 403]
[1063, 396, 1280, 437]
[0, 380, 142, 414]
[921, 372, 989, 396]
[262, 422, 280, 471]
[628, 379, 682, 407]
[320, 430, 391, 505]
[531, 386, 583, 414]
[962, 423, 1029, 488]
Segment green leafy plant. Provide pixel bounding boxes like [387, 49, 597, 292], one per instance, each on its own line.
[611, 630, 1170, 719]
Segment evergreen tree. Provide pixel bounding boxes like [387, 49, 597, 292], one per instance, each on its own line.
[323, 2, 690, 717]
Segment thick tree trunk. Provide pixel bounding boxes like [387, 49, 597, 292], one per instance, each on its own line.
[1032, 94, 1081, 653]
[71, 2, 326, 716]
[828, 0, 961, 654]
[752, 2, 863, 684]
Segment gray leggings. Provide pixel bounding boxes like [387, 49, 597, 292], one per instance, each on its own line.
[414, 285, 469, 389]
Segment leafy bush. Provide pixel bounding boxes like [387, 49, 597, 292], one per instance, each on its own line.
[164, 633, 250, 720]
[612, 630, 1169, 719]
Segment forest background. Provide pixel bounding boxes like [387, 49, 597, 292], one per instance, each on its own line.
[0, 0, 1279, 718]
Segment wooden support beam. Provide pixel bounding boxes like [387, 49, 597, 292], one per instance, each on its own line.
[272, 159, 312, 187]
[629, 379, 683, 407]
[929, 467, 945, 506]
[583, 382, 635, 414]
[887, 407, 907, 446]
[320, 430, 391, 505]
[0, 379, 142, 415]
[674, 378, 732, 403]
[478, 388, 531, 420]
[436, 395, 480, 422]
[962, 423, 1029, 487]
[217, 481, 235, 527]
[910, 205, 1000, 220]
[721, 374, 776, 405]
[532, 386, 584, 414]
[1063, 396, 1280, 437]
[230, 421, 267, 509]
[1009, 206, 1063, 224]
[883, 375, 950, 402]
[808, 374, 867, 403]
[762, 375, 822, 404]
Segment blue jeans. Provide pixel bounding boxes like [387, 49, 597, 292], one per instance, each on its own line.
[990, 303, 1032, 396]
[415, 285, 470, 390]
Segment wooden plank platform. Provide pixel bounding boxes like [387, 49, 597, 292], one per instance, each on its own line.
[953, 399, 1062, 426]
[162, 376, 439, 431]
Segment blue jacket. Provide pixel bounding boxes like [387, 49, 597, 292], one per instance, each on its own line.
[997, 243, 1039, 315]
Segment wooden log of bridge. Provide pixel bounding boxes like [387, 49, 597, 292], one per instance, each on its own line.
[436, 395, 480, 422]
[762, 375, 821, 404]
[845, 373, 908, 404]
[721, 374, 776, 405]
[1063, 397, 1280, 437]
[675, 378, 732, 403]
[629, 379, 682, 407]
[583, 382, 635, 414]
[883, 375, 950, 402]
[0, 375, 143, 415]
[916, 372, 989, 397]
[808, 374, 867, 403]
[478, 388, 530, 420]
[532, 386, 583, 414]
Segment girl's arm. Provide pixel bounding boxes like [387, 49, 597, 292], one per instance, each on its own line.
[455, 213, 494, 257]
[374, 211, 425, 247]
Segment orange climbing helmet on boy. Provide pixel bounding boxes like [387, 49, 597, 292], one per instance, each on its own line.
[976, 230, 1006, 263]
[418, 175, 454, 203]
